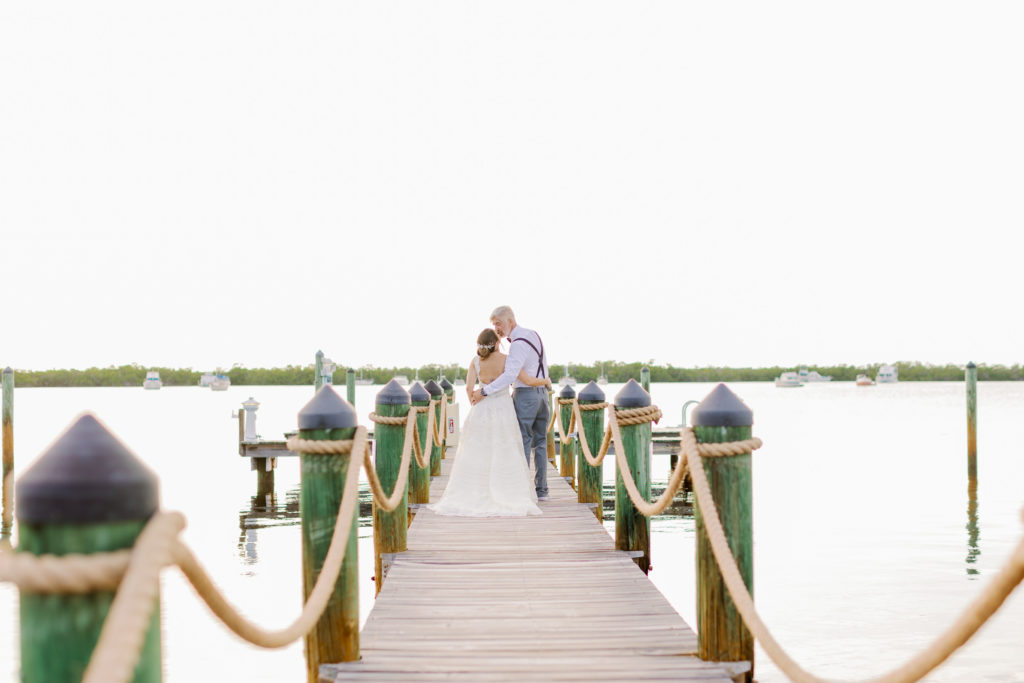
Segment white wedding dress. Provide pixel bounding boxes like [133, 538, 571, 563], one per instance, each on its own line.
[430, 358, 542, 517]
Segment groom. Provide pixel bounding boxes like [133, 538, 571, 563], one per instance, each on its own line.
[471, 305, 552, 501]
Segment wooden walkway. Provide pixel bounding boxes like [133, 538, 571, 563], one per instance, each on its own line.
[321, 449, 734, 682]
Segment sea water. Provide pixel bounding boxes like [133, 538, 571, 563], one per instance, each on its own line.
[1, 381, 1022, 682]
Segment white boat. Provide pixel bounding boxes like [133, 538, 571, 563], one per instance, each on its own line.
[876, 364, 898, 383]
[393, 375, 409, 386]
[798, 366, 832, 382]
[774, 371, 803, 388]
[558, 364, 577, 388]
[143, 370, 162, 390]
[855, 374, 875, 386]
[210, 373, 230, 391]
[198, 372, 216, 387]
[596, 363, 609, 385]
[353, 369, 373, 385]
[454, 369, 466, 386]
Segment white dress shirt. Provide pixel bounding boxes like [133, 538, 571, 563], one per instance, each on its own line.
[482, 325, 549, 395]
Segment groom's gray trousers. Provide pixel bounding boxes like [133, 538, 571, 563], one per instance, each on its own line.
[512, 386, 550, 497]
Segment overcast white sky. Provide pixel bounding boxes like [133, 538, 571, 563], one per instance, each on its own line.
[2, 2, 1021, 372]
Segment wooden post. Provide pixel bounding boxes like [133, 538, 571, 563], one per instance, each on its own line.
[439, 378, 453, 458]
[314, 350, 325, 391]
[691, 383, 754, 679]
[17, 414, 162, 683]
[546, 390, 556, 467]
[297, 386, 359, 677]
[373, 380, 410, 595]
[408, 382, 431, 515]
[558, 384, 576, 488]
[2, 368, 13, 538]
[966, 361, 978, 479]
[577, 381, 605, 521]
[346, 368, 356, 407]
[424, 380, 443, 477]
[640, 366, 651, 394]
[614, 379, 652, 573]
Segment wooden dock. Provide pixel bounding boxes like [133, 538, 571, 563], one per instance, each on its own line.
[321, 449, 735, 682]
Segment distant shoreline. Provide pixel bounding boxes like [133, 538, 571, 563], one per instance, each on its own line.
[4, 362, 1020, 387]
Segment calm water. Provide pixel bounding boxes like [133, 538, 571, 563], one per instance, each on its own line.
[1, 382, 1022, 682]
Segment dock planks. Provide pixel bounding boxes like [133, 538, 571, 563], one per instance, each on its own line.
[321, 448, 732, 682]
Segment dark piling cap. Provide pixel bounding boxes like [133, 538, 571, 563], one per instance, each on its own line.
[423, 379, 443, 398]
[316, 349, 324, 360]
[691, 383, 753, 427]
[966, 361, 976, 369]
[559, 384, 576, 399]
[409, 381, 430, 403]
[439, 378, 453, 393]
[376, 379, 410, 406]
[298, 385, 357, 430]
[578, 380, 605, 403]
[2, 367, 11, 375]
[614, 379, 651, 408]
[17, 413, 159, 524]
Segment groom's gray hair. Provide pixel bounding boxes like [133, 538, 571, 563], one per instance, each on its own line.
[490, 305, 515, 320]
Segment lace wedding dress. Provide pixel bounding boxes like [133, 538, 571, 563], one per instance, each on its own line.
[430, 358, 542, 517]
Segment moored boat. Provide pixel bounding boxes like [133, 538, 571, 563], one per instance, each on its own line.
[775, 371, 803, 388]
[210, 373, 230, 391]
[143, 370, 162, 390]
[856, 374, 875, 386]
[876, 364, 898, 383]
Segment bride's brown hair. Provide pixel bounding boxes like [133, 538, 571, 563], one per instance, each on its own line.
[477, 329, 499, 359]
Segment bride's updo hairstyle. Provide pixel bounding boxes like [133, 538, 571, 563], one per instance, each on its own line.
[477, 329, 499, 359]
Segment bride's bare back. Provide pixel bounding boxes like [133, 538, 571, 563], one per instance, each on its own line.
[465, 350, 551, 398]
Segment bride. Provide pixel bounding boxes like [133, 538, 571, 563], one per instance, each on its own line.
[430, 329, 551, 517]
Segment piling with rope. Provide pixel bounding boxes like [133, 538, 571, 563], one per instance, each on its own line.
[424, 380, 444, 477]
[407, 382, 431, 519]
[439, 378, 454, 458]
[1, 368, 13, 538]
[558, 384, 576, 488]
[297, 386, 360, 677]
[371, 380, 410, 595]
[546, 390, 557, 468]
[614, 379, 652, 573]
[16, 414, 162, 683]
[576, 381, 606, 521]
[691, 384, 754, 678]
[966, 362, 977, 479]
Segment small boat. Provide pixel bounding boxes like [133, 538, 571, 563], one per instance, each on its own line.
[454, 368, 466, 386]
[393, 375, 409, 386]
[210, 373, 230, 391]
[198, 372, 216, 387]
[798, 366, 832, 382]
[143, 370, 162, 390]
[876, 364, 899, 384]
[558, 364, 577, 388]
[856, 374, 875, 386]
[354, 369, 373, 386]
[596, 363, 609, 385]
[774, 372, 803, 388]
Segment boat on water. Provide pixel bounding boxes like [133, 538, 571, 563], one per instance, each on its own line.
[876, 364, 899, 383]
[558, 364, 577, 388]
[354, 369, 373, 385]
[198, 372, 216, 387]
[454, 368, 466, 386]
[856, 374, 875, 386]
[798, 366, 832, 382]
[596, 363, 609, 385]
[393, 375, 410, 386]
[210, 373, 230, 391]
[775, 371, 803, 388]
[143, 370, 162, 390]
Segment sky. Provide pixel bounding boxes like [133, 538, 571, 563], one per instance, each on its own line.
[2, 2, 1022, 372]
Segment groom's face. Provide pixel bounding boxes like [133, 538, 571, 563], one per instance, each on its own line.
[491, 317, 509, 338]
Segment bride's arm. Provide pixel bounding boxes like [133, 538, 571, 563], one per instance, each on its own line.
[465, 358, 478, 400]
[517, 368, 552, 388]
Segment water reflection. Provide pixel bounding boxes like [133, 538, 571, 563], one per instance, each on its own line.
[236, 485, 377, 563]
[966, 476, 980, 578]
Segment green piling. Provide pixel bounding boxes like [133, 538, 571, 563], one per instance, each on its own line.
[640, 366, 651, 394]
[577, 381, 605, 521]
[408, 382, 431, 514]
[546, 390, 556, 468]
[373, 380, 410, 595]
[424, 380, 443, 477]
[558, 384, 576, 488]
[314, 350, 325, 392]
[346, 368, 356, 407]
[17, 414, 162, 683]
[966, 361, 978, 479]
[439, 378, 454, 458]
[2, 368, 13, 537]
[614, 379, 652, 573]
[691, 383, 754, 679]
[297, 386, 359, 678]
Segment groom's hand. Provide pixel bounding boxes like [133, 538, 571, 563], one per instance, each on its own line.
[471, 388, 484, 404]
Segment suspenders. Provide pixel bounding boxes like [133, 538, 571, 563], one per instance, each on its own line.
[510, 333, 547, 378]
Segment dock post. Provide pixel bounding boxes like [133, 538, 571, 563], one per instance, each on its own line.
[691, 384, 754, 680]
[314, 350, 325, 391]
[408, 382, 431, 519]
[346, 368, 356, 407]
[546, 390, 556, 468]
[439, 378, 453, 458]
[966, 361, 978, 479]
[297, 386, 360, 676]
[373, 380, 410, 595]
[17, 414, 162, 682]
[577, 381, 605, 520]
[558, 384, 576, 488]
[614, 379, 652, 573]
[2, 368, 13, 537]
[424, 380, 443, 477]
[640, 366, 651, 395]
